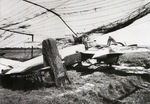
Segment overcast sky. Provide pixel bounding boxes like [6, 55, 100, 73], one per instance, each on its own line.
[0, 0, 150, 47]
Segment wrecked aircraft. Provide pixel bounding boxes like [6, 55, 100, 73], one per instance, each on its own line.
[1, 36, 150, 75]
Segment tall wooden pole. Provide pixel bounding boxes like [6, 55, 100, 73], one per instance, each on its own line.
[42, 38, 71, 87]
[31, 35, 34, 58]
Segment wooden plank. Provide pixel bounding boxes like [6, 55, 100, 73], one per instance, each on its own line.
[113, 65, 150, 75]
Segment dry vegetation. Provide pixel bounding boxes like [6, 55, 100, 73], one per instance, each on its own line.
[1, 52, 150, 104]
[119, 52, 150, 68]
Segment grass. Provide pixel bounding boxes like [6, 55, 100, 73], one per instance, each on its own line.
[119, 52, 150, 68]
[0, 70, 148, 104]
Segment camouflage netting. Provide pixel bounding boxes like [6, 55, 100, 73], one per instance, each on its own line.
[84, 2, 150, 35]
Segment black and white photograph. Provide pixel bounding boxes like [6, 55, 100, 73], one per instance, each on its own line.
[0, 0, 150, 103]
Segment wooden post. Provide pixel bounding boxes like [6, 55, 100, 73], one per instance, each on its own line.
[31, 35, 34, 58]
[42, 38, 70, 87]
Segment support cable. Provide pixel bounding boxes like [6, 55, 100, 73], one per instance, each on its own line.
[23, 0, 78, 38]
[0, 28, 33, 37]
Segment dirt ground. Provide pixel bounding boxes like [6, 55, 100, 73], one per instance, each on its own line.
[0, 52, 150, 104]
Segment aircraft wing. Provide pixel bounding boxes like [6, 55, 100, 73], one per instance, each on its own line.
[82, 47, 123, 58]
[0, 58, 22, 74]
[82, 47, 100, 55]
[82, 45, 150, 61]
[81, 47, 123, 66]
[6, 44, 85, 74]
[92, 48, 123, 59]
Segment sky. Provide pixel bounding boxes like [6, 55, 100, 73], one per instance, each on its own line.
[91, 14, 150, 46]
[0, 0, 150, 47]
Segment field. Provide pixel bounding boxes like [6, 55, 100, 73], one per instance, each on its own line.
[1, 52, 150, 104]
